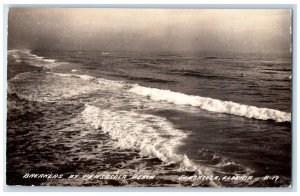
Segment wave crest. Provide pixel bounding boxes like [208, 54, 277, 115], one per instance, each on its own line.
[82, 105, 213, 173]
[8, 49, 60, 69]
[129, 85, 291, 122]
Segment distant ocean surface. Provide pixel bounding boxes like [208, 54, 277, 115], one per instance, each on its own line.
[7, 49, 291, 187]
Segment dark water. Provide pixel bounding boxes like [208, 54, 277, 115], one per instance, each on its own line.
[34, 50, 292, 112]
[6, 50, 291, 187]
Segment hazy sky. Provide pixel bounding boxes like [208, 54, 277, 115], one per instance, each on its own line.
[8, 8, 291, 53]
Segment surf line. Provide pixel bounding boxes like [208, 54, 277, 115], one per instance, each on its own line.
[128, 84, 291, 122]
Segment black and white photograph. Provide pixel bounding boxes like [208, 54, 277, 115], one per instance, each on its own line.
[6, 8, 292, 187]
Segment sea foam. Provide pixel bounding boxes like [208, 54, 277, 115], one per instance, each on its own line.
[52, 73, 290, 123]
[81, 104, 220, 186]
[8, 49, 58, 68]
[8, 49, 291, 123]
[41, 72, 291, 123]
[129, 85, 291, 122]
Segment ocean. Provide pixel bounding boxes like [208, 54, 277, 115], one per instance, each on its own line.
[6, 49, 291, 187]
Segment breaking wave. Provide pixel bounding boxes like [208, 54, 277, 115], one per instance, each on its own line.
[129, 85, 291, 123]
[9, 50, 289, 186]
[44, 72, 291, 123]
[8, 49, 59, 68]
[8, 49, 291, 123]
[82, 104, 217, 186]
[50, 72, 290, 123]
[81, 104, 255, 186]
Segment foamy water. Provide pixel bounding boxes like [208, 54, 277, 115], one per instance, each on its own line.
[82, 104, 219, 174]
[129, 85, 291, 122]
[8, 49, 60, 69]
[6, 49, 291, 187]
